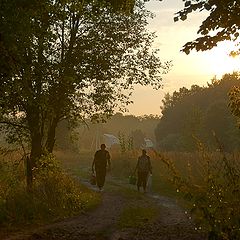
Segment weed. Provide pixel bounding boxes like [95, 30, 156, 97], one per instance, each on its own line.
[153, 148, 240, 239]
[0, 152, 100, 226]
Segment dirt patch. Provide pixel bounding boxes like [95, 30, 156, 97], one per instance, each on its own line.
[3, 191, 126, 240]
[2, 179, 207, 240]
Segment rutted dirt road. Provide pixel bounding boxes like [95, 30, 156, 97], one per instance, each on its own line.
[3, 179, 206, 240]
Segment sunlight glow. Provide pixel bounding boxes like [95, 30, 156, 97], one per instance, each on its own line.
[206, 42, 240, 78]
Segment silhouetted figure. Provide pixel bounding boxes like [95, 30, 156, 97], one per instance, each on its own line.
[92, 144, 111, 191]
[134, 149, 152, 193]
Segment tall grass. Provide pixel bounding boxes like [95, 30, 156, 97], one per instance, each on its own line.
[0, 151, 100, 227]
[153, 149, 240, 240]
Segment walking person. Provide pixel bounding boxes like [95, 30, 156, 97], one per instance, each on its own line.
[134, 149, 152, 193]
[92, 144, 111, 191]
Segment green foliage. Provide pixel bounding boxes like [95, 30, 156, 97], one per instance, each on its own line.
[4, 173, 100, 224]
[229, 86, 240, 120]
[55, 120, 75, 151]
[174, 0, 240, 55]
[33, 153, 61, 177]
[155, 73, 240, 152]
[0, 0, 170, 186]
[119, 132, 127, 154]
[0, 0, 169, 135]
[0, 149, 25, 197]
[0, 154, 100, 225]
[155, 148, 240, 239]
[107, 0, 136, 13]
[118, 132, 134, 154]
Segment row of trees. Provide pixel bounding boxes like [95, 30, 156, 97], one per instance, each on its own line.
[55, 113, 160, 151]
[0, 0, 169, 187]
[155, 73, 240, 151]
[1, 0, 239, 188]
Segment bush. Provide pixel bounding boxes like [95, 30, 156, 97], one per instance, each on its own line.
[155, 148, 240, 239]
[0, 153, 100, 225]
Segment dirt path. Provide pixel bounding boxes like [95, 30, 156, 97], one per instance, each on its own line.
[3, 178, 206, 240]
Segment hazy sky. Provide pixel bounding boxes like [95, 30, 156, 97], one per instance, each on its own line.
[127, 0, 240, 116]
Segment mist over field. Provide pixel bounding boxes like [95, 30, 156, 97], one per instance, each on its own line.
[1, 0, 240, 239]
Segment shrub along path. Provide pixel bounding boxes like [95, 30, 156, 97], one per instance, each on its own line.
[3, 177, 206, 240]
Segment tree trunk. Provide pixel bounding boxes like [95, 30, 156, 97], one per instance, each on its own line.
[45, 117, 59, 153]
[26, 105, 43, 190]
[27, 131, 43, 190]
[26, 156, 33, 192]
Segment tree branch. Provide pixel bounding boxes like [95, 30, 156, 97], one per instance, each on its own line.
[0, 120, 29, 130]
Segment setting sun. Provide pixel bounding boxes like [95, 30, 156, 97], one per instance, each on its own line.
[1, 0, 240, 239]
[208, 42, 240, 78]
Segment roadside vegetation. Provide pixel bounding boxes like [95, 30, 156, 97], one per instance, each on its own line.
[149, 147, 240, 239]
[0, 151, 100, 228]
[1, 0, 240, 239]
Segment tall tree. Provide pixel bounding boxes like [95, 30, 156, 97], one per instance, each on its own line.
[0, 0, 170, 187]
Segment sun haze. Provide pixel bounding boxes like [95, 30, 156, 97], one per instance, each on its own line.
[127, 0, 240, 116]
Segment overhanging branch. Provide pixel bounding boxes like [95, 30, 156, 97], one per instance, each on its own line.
[0, 120, 29, 130]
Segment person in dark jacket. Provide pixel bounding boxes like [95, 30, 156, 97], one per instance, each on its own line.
[134, 149, 152, 193]
[92, 144, 111, 191]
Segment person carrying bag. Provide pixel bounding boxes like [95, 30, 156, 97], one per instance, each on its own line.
[134, 149, 152, 193]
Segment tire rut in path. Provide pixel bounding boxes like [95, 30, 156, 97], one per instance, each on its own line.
[4, 192, 127, 240]
[3, 180, 206, 240]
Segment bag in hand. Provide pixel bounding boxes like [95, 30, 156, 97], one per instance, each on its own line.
[129, 175, 137, 185]
[147, 174, 152, 191]
[90, 173, 96, 185]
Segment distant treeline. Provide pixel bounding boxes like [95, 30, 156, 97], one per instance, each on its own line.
[56, 113, 160, 151]
[155, 72, 240, 152]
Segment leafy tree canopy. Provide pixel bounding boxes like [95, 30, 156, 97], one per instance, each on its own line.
[229, 86, 240, 120]
[174, 0, 240, 55]
[84, 0, 240, 55]
[0, 0, 170, 186]
[155, 72, 240, 151]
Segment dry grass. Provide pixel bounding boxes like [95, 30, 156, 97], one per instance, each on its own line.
[0, 151, 101, 226]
